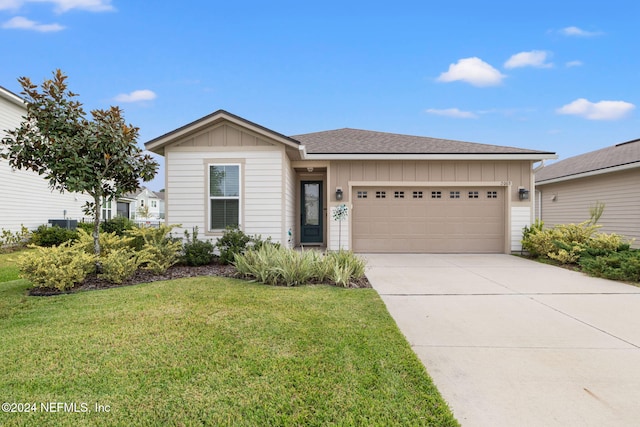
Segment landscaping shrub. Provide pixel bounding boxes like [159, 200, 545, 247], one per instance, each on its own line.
[216, 226, 251, 264]
[234, 246, 367, 287]
[30, 225, 78, 247]
[76, 221, 94, 234]
[75, 229, 135, 255]
[101, 216, 137, 235]
[522, 219, 639, 282]
[0, 225, 30, 252]
[216, 226, 279, 264]
[521, 219, 544, 256]
[182, 227, 214, 266]
[128, 225, 182, 274]
[99, 248, 140, 284]
[326, 250, 367, 287]
[580, 250, 640, 282]
[522, 220, 607, 264]
[18, 243, 95, 290]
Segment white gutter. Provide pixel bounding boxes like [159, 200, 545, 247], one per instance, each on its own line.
[0, 87, 26, 109]
[537, 161, 640, 185]
[298, 145, 307, 159]
[304, 153, 558, 161]
[533, 160, 546, 173]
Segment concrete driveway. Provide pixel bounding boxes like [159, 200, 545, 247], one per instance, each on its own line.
[365, 254, 640, 427]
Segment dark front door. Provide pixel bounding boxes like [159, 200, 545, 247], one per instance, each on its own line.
[301, 181, 323, 243]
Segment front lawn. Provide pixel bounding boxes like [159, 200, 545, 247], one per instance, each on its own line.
[0, 250, 23, 283]
[0, 276, 458, 426]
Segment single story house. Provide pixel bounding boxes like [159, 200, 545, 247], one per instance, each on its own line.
[145, 110, 556, 253]
[535, 138, 640, 247]
[0, 86, 95, 233]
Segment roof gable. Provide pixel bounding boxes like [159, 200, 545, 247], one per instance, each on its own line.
[536, 138, 640, 184]
[145, 109, 300, 155]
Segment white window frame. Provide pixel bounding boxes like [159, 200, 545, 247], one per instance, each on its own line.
[208, 163, 242, 231]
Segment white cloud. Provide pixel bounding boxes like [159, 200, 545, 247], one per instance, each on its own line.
[114, 90, 157, 103]
[504, 50, 553, 69]
[560, 26, 602, 37]
[437, 57, 505, 87]
[0, 0, 113, 12]
[0, 0, 21, 10]
[557, 98, 635, 120]
[565, 60, 583, 68]
[426, 108, 478, 119]
[2, 15, 64, 31]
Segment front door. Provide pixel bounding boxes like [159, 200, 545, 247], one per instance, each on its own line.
[301, 181, 323, 244]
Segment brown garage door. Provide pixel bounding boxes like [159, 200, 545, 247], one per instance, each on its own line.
[352, 187, 505, 253]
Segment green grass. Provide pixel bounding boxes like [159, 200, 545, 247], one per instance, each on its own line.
[0, 273, 458, 426]
[0, 250, 25, 283]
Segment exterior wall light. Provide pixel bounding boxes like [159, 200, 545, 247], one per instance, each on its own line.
[335, 187, 343, 201]
[518, 187, 530, 200]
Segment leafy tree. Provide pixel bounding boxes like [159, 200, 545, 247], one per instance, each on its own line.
[0, 70, 158, 267]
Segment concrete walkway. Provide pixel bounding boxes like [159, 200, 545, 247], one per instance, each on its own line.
[365, 254, 640, 427]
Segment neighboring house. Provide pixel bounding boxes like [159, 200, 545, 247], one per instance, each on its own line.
[118, 187, 162, 220]
[0, 86, 95, 232]
[535, 138, 640, 247]
[145, 110, 555, 253]
[116, 194, 137, 220]
[154, 190, 165, 219]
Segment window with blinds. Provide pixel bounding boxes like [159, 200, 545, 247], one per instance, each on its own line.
[209, 164, 240, 230]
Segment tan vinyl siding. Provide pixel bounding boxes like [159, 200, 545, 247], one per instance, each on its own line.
[165, 137, 285, 244]
[173, 123, 274, 148]
[538, 169, 640, 247]
[0, 94, 93, 233]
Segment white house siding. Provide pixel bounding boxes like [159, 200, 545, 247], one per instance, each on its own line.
[0, 91, 93, 233]
[283, 154, 296, 248]
[537, 169, 640, 247]
[511, 206, 531, 252]
[165, 147, 285, 244]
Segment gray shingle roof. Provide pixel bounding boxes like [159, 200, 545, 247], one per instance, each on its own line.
[536, 138, 640, 183]
[291, 128, 553, 155]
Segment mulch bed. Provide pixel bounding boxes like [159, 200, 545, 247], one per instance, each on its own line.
[29, 263, 371, 296]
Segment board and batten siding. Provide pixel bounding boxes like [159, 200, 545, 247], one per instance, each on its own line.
[329, 160, 533, 202]
[0, 92, 93, 233]
[165, 147, 286, 244]
[328, 159, 534, 252]
[538, 168, 640, 247]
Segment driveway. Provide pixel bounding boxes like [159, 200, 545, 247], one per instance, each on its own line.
[365, 254, 640, 427]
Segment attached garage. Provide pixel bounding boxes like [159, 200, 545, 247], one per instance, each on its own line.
[147, 112, 557, 254]
[352, 186, 505, 253]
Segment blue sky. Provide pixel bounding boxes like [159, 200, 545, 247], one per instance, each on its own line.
[1, 0, 638, 191]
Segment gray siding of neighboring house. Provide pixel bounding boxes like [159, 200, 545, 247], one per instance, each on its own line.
[537, 168, 640, 247]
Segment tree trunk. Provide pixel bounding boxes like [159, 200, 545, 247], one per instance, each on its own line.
[93, 195, 102, 272]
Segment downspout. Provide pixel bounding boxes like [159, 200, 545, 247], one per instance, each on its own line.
[533, 160, 545, 222]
